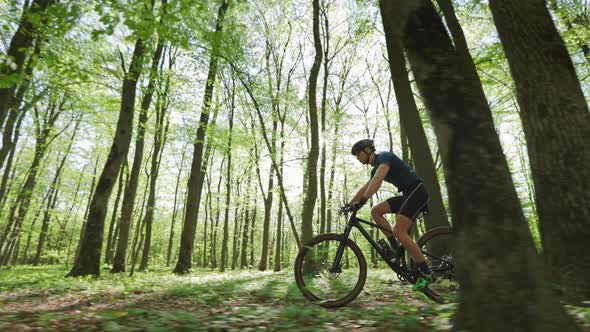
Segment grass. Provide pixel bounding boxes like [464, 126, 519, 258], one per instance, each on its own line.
[0, 265, 588, 331]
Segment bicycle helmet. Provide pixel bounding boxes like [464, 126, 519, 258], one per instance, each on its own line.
[351, 139, 375, 155]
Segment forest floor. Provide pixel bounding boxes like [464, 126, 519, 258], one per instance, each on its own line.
[0, 265, 588, 331]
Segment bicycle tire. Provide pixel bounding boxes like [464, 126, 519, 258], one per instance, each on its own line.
[411, 226, 456, 303]
[294, 233, 367, 308]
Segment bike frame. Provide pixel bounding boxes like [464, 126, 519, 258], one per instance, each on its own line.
[330, 210, 417, 282]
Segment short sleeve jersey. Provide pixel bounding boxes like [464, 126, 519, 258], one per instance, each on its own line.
[370, 151, 422, 194]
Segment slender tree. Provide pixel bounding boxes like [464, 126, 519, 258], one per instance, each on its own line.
[174, 0, 229, 274]
[301, 0, 322, 246]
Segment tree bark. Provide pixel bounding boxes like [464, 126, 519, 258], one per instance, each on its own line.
[381, 0, 581, 330]
[174, 0, 228, 274]
[0, 0, 54, 129]
[105, 162, 126, 264]
[220, 93, 234, 272]
[33, 120, 80, 265]
[0, 100, 64, 263]
[489, 0, 590, 302]
[380, 2, 450, 237]
[167, 149, 185, 266]
[301, 0, 322, 247]
[138, 39, 168, 272]
[67, 36, 147, 277]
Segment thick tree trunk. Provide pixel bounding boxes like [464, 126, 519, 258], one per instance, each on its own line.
[379, 4, 450, 236]
[381, 1, 582, 330]
[174, 1, 228, 274]
[301, 0, 322, 246]
[489, 0, 590, 302]
[110, 38, 154, 274]
[67, 37, 147, 277]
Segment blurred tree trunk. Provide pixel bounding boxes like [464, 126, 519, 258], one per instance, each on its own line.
[379, 3, 450, 239]
[489, 0, 590, 302]
[381, 0, 581, 330]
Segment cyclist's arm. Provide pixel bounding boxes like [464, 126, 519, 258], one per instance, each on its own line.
[362, 164, 390, 200]
[350, 180, 370, 204]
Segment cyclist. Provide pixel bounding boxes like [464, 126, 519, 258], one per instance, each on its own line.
[347, 139, 433, 290]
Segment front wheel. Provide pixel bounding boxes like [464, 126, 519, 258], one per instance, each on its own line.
[410, 226, 458, 303]
[294, 233, 367, 308]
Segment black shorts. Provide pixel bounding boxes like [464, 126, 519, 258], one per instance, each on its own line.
[386, 182, 429, 221]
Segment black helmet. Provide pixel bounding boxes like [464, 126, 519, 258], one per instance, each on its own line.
[351, 139, 375, 155]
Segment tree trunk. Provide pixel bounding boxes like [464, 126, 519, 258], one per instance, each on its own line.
[231, 202, 240, 270]
[74, 156, 100, 264]
[0, 101, 63, 263]
[67, 36, 147, 277]
[138, 40, 168, 272]
[167, 149, 186, 266]
[105, 162, 126, 264]
[109, 42, 153, 273]
[379, 3, 450, 236]
[33, 120, 79, 265]
[220, 97, 234, 272]
[301, 0, 322, 247]
[0, 0, 54, 129]
[250, 196, 257, 268]
[257, 119, 276, 272]
[0, 111, 26, 212]
[382, 1, 581, 330]
[318, 2, 330, 239]
[174, 1, 229, 274]
[489, 0, 590, 302]
[240, 168, 252, 268]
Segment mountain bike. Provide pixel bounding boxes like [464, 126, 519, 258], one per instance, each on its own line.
[294, 204, 457, 307]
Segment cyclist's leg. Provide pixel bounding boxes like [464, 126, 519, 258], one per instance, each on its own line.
[373, 197, 405, 249]
[392, 183, 429, 264]
[370, 201, 395, 238]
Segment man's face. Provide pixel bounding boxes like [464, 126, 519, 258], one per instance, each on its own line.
[356, 149, 369, 165]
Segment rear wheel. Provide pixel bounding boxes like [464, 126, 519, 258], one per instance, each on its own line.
[294, 233, 367, 308]
[411, 226, 458, 303]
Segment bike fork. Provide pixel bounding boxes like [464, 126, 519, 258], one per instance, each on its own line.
[329, 224, 353, 273]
